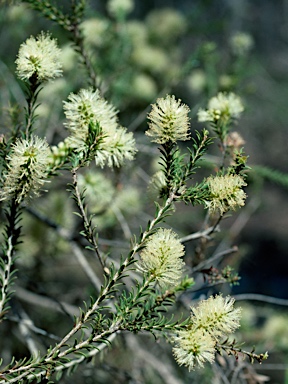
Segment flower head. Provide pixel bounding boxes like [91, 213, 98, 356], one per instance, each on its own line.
[15, 32, 62, 82]
[190, 295, 242, 339]
[146, 95, 190, 144]
[172, 295, 241, 370]
[63, 88, 137, 166]
[0, 136, 50, 203]
[63, 88, 118, 143]
[95, 126, 137, 168]
[197, 92, 244, 125]
[172, 329, 216, 371]
[139, 228, 185, 289]
[205, 174, 247, 215]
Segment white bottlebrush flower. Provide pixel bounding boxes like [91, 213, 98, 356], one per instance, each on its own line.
[0, 136, 51, 203]
[190, 295, 242, 340]
[63, 88, 118, 144]
[172, 328, 216, 371]
[172, 295, 241, 370]
[139, 228, 185, 289]
[205, 174, 247, 215]
[15, 32, 62, 82]
[95, 126, 137, 168]
[63, 88, 137, 166]
[146, 95, 190, 144]
[197, 92, 244, 124]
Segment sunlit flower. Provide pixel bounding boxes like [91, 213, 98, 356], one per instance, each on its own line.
[197, 92, 244, 125]
[63, 88, 118, 146]
[0, 136, 50, 203]
[95, 126, 137, 168]
[190, 295, 242, 339]
[172, 328, 216, 371]
[139, 228, 185, 289]
[205, 174, 247, 215]
[172, 295, 241, 370]
[146, 95, 190, 144]
[15, 32, 62, 82]
[63, 88, 137, 166]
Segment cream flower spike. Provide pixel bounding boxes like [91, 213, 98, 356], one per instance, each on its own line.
[63, 88, 137, 167]
[205, 174, 247, 215]
[139, 228, 185, 289]
[15, 32, 62, 82]
[197, 92, 244, 124]
[146, 95, 190, 144]
[0, 136, 51, 203]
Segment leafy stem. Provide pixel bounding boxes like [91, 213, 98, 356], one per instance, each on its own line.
[71, 167, 105, 271]
[0, 199, 22, 321]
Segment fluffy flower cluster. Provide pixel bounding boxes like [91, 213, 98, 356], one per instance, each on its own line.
[146, 95, 190, 144]
[173, 295, 241, 371]
[15, 32, 62, 82]
[63, 88, 137, 167]
[205, 174, 247, 215]
[0, 136, 50, 203]
[139, 228, 185, 289]
[197, 92, 244, 125]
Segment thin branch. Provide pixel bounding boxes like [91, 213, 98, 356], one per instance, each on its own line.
[8, 314, 61, 341]
[71, 241, 102, 291]
[191, 246, 239, 273]
[72, 168, 105, 271]
[0, 237, 13, 319]
[180, 225, 220, 243]
[233, 293, 288, 307]
[16, 307, 40, 358]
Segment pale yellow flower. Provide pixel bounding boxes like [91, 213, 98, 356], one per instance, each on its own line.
[15, 32, 62, 82]
[63, 88, 118, 145]
[197, 92, 244, 124]
[190, 295, 242, 339]
[0, 136, 50, 203]
[95, 126, 137, 168]
[63, 88, 136, 167]
[146, 95, 190, 144]
[205, 174, 247, 215]
[172, 328, 215, 371]
[139, 228, 185, 289]
[172, 295, 241, 370]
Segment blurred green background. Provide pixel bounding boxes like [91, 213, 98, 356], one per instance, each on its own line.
[1, 0, 288, 382]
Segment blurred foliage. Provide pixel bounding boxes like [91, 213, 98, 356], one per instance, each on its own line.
[1, 0, 288, 383]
